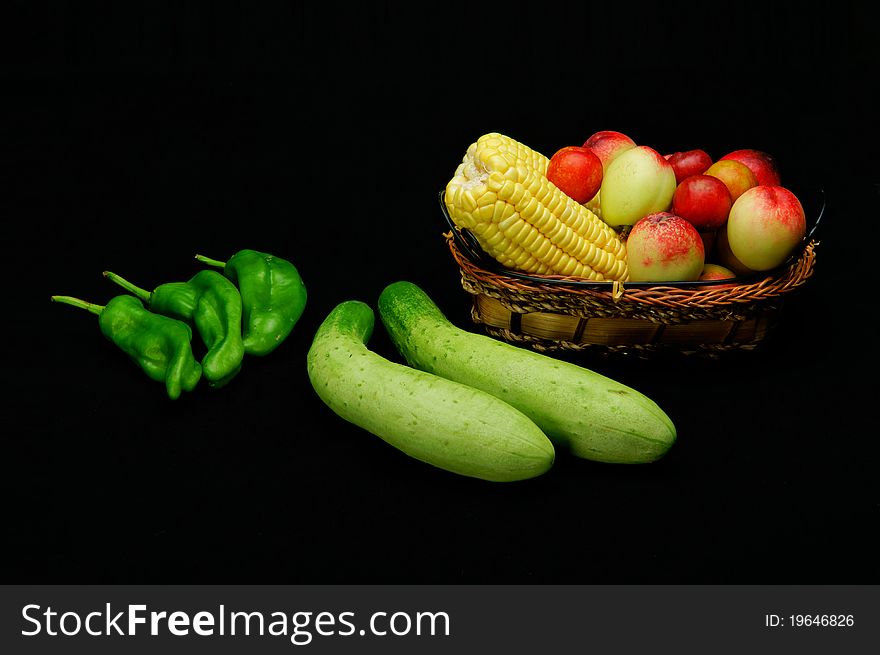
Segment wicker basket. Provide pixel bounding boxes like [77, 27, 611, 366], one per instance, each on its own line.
[441, 190, 823, 358]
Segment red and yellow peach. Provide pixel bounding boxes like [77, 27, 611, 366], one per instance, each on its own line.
[583, 130, 637, 173]
[699, 263, 737, 281]
[600, 146, 677, 228]
[715, 227, 757, 277]
[719, 149, 781, 186]
[625, 212, 705, 282]
[704, 159, 758, 202]
[726, 185, 806, 271]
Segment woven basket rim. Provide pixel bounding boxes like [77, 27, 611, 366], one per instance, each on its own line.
[446, 231, 818, 310]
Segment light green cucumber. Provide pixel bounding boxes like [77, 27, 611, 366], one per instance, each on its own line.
[377, 281, 677, 464]
[306, 300, 555, 482]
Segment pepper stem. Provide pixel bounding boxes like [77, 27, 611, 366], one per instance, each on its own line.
[103, 271, 152, 303]
[194, 254, 227, 269]
[51, 295, 104, 315]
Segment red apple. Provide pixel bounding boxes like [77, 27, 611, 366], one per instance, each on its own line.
[704, 159, 757, 202]
[583, 130, 637, 172]
[726, 185, 806, 271]
[625, 212, 705, 282]
[719, 149, 781, 186]
[666, 149, 713, 184]
[671, 174, 733, 231]
[546, 146, 603, 204]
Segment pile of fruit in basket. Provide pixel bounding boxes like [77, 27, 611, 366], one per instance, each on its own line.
[444, 131, 807, 284]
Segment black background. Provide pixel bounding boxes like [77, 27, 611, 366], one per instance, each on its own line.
[3, 3, 879, 584]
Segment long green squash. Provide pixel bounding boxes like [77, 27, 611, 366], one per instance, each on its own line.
[307, 300, 555, 482]
[378, 281, 676, 464]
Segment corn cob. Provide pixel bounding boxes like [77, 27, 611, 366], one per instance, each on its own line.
[445, 133, 628, 281]
[584, 190, 602, 219]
